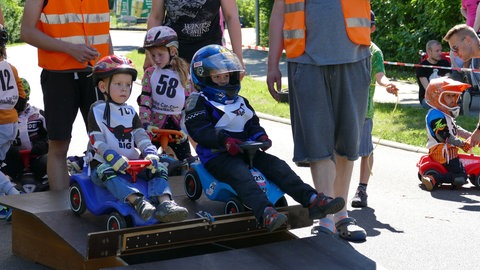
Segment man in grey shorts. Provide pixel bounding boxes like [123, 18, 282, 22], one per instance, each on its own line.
[267, 0, 371, 242]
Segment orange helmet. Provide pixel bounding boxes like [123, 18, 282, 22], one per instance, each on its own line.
[425, 77, 470, 117]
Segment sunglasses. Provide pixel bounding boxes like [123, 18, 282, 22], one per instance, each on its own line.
[450, 37, 465, 53]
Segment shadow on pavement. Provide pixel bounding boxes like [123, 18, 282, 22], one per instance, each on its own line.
[349, 208, 404, 238]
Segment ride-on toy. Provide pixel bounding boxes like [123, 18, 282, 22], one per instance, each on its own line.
[417, 153, 480, 188]
[184, 141, 287, 214]
[69, 159, 160, 230]
[150, 127, 189, 175]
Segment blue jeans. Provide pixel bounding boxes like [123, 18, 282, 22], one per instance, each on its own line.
[421, 98, 431, 109]
[91, 163, 172, 203]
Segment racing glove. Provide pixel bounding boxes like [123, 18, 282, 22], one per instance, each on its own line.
[257, 135, 272, 151]
[103, 149, 129, 173]
[224, 137, 244, 156]
[146, 125, 158, 140]
[461, 142, 472, 153]
[145, 154, 160, 174]
[173, 130, 188, 144]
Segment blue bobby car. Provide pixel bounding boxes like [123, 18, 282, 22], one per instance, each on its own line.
[183, 141, 288, 214]
[69, 160, 159, 230]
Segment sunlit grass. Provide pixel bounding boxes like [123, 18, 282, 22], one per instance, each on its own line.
[127, 49, 480, 153]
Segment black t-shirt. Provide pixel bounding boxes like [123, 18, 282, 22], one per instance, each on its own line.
[163, 0, 223, 62]
[416, 59, 450, 103]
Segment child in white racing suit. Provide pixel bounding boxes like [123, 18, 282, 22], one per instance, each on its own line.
[3, 79, 48, 193]
[184, 45, 345, 232]
[88, 55, 188, 222]
[422, 77, 473, 190]
[0, 24, 26, 220]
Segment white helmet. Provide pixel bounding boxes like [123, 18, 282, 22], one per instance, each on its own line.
[143, 26, 178, 49]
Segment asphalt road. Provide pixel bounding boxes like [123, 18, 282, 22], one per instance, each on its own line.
[1, 29, 480, 270]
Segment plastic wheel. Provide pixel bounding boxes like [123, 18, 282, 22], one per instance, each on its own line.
[472, 174, 480, 188]
[184, 170, 202, 200]
[274, 196, 288, 207]
[225, 197, 245, 214]
[69, 182, 86, 215]
[107, 212, 128, 231]
[423, 169, 441, 188]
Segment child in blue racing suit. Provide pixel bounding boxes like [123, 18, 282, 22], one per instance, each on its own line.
[184, 45, 345, 232]
[422, 77, 473, 191]
[88, 55, 188, 222]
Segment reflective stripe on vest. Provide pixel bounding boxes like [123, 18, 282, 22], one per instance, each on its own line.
[283, 0, 305, 58]
[282, 0, 371, 59]
[37, 0, 110, 71]
[340, 0, 371, 46]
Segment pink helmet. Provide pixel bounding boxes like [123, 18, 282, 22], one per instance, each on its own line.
[93, 55, 137, 83]
[425, 77, 470, 117]
[143, 26, 179, 49]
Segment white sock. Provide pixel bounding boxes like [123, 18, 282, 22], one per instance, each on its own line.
[319, 215, 335, 232]
[334, 210, 348, 224]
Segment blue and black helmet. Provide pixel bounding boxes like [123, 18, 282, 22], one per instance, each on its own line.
[190, 45, 244, 104]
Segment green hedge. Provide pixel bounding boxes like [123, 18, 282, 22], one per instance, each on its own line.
[371, 0, 463, 64]
[1, 0, 24, 44]
[237, 0, 466, 66]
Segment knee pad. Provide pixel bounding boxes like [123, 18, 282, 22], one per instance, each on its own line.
[96, 163, 117, 182]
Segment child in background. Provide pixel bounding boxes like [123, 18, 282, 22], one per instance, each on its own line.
[184, 45, 345, 232]
[137, 26, 195, 170]
[88, 55, 188, 222]
[2, 78, 49, 193]
[422, 77, 472, 190]
[0, 24, 27, 220]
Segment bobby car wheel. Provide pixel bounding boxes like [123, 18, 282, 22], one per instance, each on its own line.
[107, 211, 130, 230]
[471, 174, 480, 188]
[69, 182, 86, 215]
[184, 169, 203, 200]
[422, 169, 441, 187]
[225, 197, 245, 214]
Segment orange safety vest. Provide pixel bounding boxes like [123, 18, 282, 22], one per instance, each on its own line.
[37, 0, 110, 71]
[283, 0, 371, 58]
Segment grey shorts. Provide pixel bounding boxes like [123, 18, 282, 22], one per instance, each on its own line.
[358, 118, 373, 157]
[288, 59, 370, 162]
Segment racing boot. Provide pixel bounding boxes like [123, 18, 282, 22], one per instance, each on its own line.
[155, 200, 189, 222]
[308, 193, 345, 219]
[262, 206, 287, 232]
[421, 175, 437, 191]
[133, 196, 156, 221]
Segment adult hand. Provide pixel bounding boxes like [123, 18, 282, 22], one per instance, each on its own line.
[224, 137, 244, 156]
[266, 68, 282, 102]
[468, 128, 480, 147]
[69, 43, 100, 64]
[103, 150, 129, 173]
[386, 83, 399, 96]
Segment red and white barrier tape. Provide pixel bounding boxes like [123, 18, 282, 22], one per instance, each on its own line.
[383, 61, 480, 73]
[228, 40, 480, 72]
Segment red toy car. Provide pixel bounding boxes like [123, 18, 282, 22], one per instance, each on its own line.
[417, 153, 480, 188]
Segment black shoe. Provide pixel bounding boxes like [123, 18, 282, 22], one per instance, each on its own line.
[351, 186, 368, 208]
[133, 197, 156, 221]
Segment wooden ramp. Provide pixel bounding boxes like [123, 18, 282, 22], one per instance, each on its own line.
[0, 176, 378, 270]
